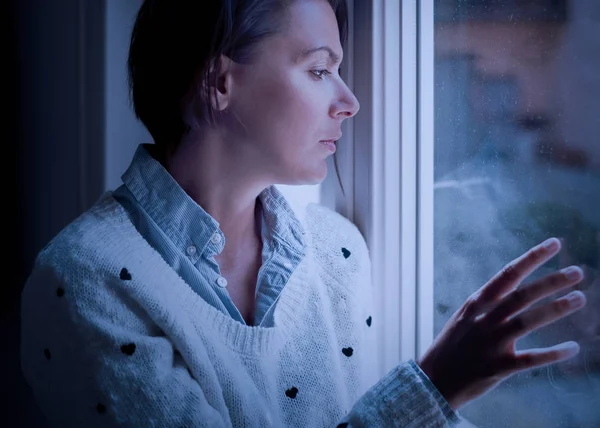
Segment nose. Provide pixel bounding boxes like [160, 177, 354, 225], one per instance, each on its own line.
[331, 81, 360, 120]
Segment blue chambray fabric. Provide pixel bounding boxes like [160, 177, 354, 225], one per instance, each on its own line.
[112, 144, 306, 326]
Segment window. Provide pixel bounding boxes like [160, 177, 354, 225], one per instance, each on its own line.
[432, 0, 599, 426]
[325, 0, 599, 425]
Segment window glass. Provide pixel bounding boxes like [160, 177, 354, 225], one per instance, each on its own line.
[433, 1, 600, 426]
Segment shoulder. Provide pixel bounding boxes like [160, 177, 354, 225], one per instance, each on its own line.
[304, 203, 365, 243]
[303, 203, 371, 286]
[26, 192, 141, 297]
[21, 192, 166, 351]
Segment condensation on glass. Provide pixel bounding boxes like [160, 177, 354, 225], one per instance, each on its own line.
[433, 1, 600, 427]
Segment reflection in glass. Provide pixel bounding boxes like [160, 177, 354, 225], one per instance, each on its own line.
[433, 1, 599, 426]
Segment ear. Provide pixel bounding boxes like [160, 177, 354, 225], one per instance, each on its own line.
[208, 55, 235, 112]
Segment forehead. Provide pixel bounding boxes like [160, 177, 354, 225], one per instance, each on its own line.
[273, 1, 343, 61]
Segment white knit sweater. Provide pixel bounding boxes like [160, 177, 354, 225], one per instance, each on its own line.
[21, 192, 460, 427]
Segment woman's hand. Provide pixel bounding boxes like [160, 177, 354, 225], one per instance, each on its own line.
[417, 237, 587, 411]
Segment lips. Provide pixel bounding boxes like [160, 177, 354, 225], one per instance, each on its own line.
[319, 133, 343, 143]
[319, 140, 337, 153]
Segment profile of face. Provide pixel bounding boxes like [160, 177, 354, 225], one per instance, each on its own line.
[214, 0, 360, 186]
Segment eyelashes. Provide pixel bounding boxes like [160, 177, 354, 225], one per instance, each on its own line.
[312, 69, 332, 79]
[311, 67, 342, 80]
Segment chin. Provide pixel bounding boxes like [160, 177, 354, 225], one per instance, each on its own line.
[278, 166, 328, 186]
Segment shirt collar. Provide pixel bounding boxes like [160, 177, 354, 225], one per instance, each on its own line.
[121, 144, 306, 257]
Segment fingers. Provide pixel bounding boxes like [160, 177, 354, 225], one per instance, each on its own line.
[484, 265, 584, 325]
[498, 289, 586, 340]
[467, 238, 561, 317]
[500, 341, 581, 376]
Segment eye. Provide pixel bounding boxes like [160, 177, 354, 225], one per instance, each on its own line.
[311, 69, 332, 80]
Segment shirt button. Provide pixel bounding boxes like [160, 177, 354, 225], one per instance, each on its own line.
[211, 233, 222, 244]
[186, 245, 197, 256]
[283, 261, 293, 269]
[216, 276, 228, 288]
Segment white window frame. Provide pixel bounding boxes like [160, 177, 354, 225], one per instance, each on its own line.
[322, 0, 435, 377]
[416, 0, 435, 361]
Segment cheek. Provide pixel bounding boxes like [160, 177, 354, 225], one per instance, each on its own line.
[269, 82, 325, 143]
[237, 73, 326, 152]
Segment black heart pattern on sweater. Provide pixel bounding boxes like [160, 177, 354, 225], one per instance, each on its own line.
[120, 268, 132, 281]
[337, 423, 349, 428]
[56, 288, 64, 297]
[96, 403, 106, 414]
[121, 343, 136, 356]
[285, 387, 298, 398]
[341, 248, 351, 259]
[342, 347, 353, 357]
[366, 316, 372, 327]
[44, 348, 51, 360]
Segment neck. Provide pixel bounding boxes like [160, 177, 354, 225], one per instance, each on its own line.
[162, 133, 267, 254]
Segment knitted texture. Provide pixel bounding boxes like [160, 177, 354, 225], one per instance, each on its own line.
[21, 192, 460, 427]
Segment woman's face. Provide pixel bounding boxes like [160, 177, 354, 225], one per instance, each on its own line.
[223, 0, 360, 186]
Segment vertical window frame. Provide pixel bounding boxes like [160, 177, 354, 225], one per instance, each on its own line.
[324, 0, 435, 376]
[344, 0, 421, 376]
[417, 0, 436, 358]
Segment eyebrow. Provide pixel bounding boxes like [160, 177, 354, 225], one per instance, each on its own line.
[295, 46, 342, 65]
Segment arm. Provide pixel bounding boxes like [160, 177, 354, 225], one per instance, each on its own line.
[20, 261, 230, 428]
[337, 237, 586, 427]
[332, 227, 461, 428]
[336, 361, 461, 428]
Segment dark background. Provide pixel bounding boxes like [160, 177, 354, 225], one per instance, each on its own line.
[3, 1, 105, 426]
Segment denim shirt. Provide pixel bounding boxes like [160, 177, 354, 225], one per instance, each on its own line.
[112, 144, 306, 327]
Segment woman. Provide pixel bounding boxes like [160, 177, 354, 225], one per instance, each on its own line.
[20, 0, 587, 426]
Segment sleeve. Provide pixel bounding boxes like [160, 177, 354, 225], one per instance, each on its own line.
[335, 361, 463, 428]
[332, 224, 464, 428]
[20, 260, 231, 428]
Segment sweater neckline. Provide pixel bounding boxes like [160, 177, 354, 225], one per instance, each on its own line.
[98, 192, 314, 356]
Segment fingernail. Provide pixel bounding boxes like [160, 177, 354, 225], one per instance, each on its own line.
[562, 266, 582, 281]
[543, 238, 559, 250]
[567, 290, 585, 306]
[562, 341, 580, 356]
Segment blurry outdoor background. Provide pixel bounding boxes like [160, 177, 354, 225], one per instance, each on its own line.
[433, 0, 599, 426]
